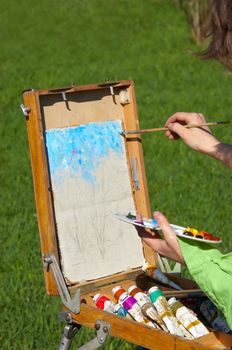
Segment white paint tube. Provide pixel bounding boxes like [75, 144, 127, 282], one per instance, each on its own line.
[148, 287, 186, 337]
[168, 297, 209, 338]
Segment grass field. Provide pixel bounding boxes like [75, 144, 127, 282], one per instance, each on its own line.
[1, 0, 232, 349]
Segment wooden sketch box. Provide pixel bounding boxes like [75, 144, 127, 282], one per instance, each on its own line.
[22, 81, 232, 350]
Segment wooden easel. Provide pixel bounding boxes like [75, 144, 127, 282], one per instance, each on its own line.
[22, 81, 232, 350]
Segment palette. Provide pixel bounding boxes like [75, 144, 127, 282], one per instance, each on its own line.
[114, 213, 222, 244]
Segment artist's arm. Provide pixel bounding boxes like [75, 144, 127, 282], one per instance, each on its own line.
[212, 143, 232, 169]
[165, 112, 232, 169]
[137, 211, 185, 264]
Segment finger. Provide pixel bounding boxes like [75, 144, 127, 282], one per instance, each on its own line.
[136, 227, 151, 238]
[168, 120, 210, 139]
[165, 130, 176, 138]
[154, 211, 184, 263]
[165, 112, 204, 127]
[135, 216, 157, 240]
[196, 113, 211, 133]
[168, 122, 191, 139]
[169, 120, 211, 136]
[135, 212, 149, 237]
[153, 211, 177, 242]
[197, 113, 206, 123]
[165, 130, 180, 140]
[136, 213, 143, 223]
[165, 112, 192, 127]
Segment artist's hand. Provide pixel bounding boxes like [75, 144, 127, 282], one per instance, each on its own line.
[136, 211, 185, 264]
[165, 112, 220, 156]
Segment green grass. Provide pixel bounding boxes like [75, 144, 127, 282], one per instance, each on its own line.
[1, 0, 232, 349]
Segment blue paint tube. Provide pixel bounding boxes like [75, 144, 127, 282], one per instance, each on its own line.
[114, 303, 130, 318]
[199, 299, 232, 334]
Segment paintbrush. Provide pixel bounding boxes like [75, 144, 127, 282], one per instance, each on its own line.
[164, 289, 204, 299]
[121, 120, 230, 135]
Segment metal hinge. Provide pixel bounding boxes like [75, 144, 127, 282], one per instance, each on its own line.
[78, 320, 110, 350]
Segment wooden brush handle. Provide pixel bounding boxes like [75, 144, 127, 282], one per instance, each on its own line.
[123, 121, 230, 135]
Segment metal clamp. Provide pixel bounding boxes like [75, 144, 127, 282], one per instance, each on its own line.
[109, 85, 115, 96]
[44, 254, 81, 314]
[61, 91, 68, 101]
[60, 91, 71, 110]
[20, 104, 31, 117]
[131, 157, 140, 190]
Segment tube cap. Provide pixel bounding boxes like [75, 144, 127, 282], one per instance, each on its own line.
[93, 293, 101, 303]
[148, 287, 164, 303]
[112, 286, 123, 295]
[167, 297, 177, 307]
[128, 285, 137, 295]
[119, 292, 129, 302]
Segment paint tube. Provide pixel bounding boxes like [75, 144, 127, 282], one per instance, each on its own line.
[114, 303, 131, 319]
[112, 286, 126, 302]
[93, 293, 115, 313]
[148, 287, 186, 336]
[119, 292, 155, 328]
[128, 285, 167, 331]
[168, 297, 209, 338]
[199, 299, 231, 334]
[143, 263, 182, 290]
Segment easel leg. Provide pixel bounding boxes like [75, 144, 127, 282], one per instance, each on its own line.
[58, 323, 81, 350]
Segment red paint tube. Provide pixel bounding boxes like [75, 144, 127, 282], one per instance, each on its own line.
[93, 293, 115, 313]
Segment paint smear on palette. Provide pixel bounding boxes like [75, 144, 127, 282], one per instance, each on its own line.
[45, 120, 144, 283]
[45, 120, 124, 185]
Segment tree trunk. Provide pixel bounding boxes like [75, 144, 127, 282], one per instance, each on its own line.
[174, 0, 212, 44]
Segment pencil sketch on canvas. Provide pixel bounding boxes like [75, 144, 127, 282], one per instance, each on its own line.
[45, 120, 144, 283]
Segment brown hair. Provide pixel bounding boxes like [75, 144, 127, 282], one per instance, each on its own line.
[200, 0, 232, 69]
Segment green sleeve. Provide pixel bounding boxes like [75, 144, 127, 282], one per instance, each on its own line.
[178, 237, 232, 330]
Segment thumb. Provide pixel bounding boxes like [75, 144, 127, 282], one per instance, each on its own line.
[154, 211, 184, 264]
[168, 122, 190, 140]
[154, 211, 177, 242]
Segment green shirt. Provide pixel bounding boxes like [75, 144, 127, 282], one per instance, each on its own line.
[178, 237, 232, 329]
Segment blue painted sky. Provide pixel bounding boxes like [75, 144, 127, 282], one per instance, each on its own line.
[45, 120, 124, 184]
